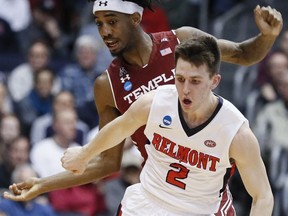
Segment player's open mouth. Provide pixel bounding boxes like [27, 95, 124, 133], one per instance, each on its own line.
[183, 99, 191, 105]
[105, 40, 119, 50]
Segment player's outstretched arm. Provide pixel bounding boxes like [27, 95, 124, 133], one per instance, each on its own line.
[3, 157, 117, 202]
[176, 5, 283, 66]
[3, 73, 124, 201]
[230, 122, 273, 216]
[61, 90, 153, 175]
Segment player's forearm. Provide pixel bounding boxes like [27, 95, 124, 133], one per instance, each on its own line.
[220, 33, 277, 66]
[39, 158, 118, 193]
[83, 117, 133, 161]
[237, 33, 277, 66]
[249, 195, 274, 216]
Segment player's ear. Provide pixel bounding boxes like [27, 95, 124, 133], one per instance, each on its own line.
[211, 74, 221, 90]
[131, 12, 142, 26]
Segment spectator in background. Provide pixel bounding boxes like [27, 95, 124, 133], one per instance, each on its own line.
[253, 70, 288, 215]
[30, 109, 80, 177]
[30, 91, 89, 146]
[17, 0, 67, 58]
[30, 109, 105, 216]
[0, 136, 30, 189]
[256, 29, 288, 102]
[0, 83, 13, 120]
[0, 163, 57, 216]
[7, 40, 52, 102]
[279, 29, 288, 57]
[253, 70, 288, 154]
[78, 14, 113, 73]
[0, 0, 31, 34]
[59, 35, 102, 128]
[15, 68, 55, 136]
[102, 146, 142, 216]
[256, 51, 288, 103]
[0, 114, 21, 161]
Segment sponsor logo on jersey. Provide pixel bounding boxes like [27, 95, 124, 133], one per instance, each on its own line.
[120, 74, 130, 83]
[119, 67, 128, 77]
[151, 133, 220, 172]
[161, 38, 168, 42]
[160, 47, 172, 56]
[204, 140, 216, 148]
[159, 124, 172, 129]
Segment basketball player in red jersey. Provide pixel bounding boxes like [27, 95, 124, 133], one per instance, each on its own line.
[4, 0, 282, 214]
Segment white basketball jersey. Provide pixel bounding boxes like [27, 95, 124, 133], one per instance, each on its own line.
[141, 84, 247, 215]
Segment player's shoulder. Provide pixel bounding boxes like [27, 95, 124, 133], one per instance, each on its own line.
[93, 71, 115, 108]
[94, 71, 109, 89]
[151, 30, 177, 41]
[156, 84, 177, 95]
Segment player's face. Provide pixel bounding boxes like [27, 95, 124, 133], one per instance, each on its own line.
[175, 58, 220, 113]
[94, 11, 135, 56]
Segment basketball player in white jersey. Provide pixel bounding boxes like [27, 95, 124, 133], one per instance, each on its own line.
[62, 36, 273, 216]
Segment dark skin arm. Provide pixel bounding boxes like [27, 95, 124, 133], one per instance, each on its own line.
[176, 5, 283, 66]
[3, 72, 124, 201]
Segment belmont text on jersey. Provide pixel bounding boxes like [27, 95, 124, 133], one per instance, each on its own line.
[152, 132, 220, 172]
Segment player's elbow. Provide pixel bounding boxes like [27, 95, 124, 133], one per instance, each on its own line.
[252, 190, 274, 214]
[101, 151, 122, 174]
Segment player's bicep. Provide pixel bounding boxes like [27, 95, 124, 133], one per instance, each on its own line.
[94, 72, 119, 127]
[175, 27, 243, 64]
[175, 26, 215, 43]
[230, 123, 271, 198]
[216, 39, 243, 64]
[93, 72, 124, 169]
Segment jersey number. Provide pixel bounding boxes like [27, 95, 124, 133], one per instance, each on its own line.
[166, 163, 190, 189]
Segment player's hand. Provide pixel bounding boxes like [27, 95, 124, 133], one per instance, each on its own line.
[3, 177, 41, 201]
[254, 5, 283, 37]
[61, 146, 89, 175]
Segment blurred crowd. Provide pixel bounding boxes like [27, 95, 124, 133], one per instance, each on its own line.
[0, 0, 287, 216]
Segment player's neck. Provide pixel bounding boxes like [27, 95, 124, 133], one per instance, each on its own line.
[122, 30, 153, 67]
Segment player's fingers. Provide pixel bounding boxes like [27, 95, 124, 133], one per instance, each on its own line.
[269, 9, 282, 26]
[3, 191, 24, 201]
[14, 182, 29, 189]
[60, 154, 69, 168]
[254, 5, 261, 17]
[9, 184, 21, 195]
[261, 7, 274, 23]
[260, 6, 281, 24]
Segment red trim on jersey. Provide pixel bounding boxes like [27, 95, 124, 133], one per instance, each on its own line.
[215, 163, 236, 216]
[214, 186, 236, 216]
[116, 204, 122, 216]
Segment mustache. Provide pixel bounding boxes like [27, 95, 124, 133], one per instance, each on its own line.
[102, 36, 115, 41]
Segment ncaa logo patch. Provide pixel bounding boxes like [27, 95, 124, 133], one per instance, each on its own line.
[163, 115, 172, 126]
[124, 81, 132, 91]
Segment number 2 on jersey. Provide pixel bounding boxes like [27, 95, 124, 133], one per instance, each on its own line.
[166, 163, 190, 189]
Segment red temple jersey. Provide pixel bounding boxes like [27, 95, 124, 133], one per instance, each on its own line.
[107, 30, 179, 160]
